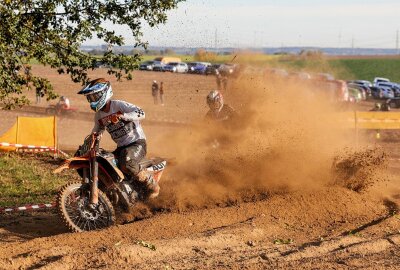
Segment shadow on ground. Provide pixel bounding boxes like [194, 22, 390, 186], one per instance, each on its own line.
[0, 210, 68, 242]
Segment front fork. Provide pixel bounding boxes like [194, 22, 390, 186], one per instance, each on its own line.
[82, 152, 131, 211]
[89, 149, 99, 205]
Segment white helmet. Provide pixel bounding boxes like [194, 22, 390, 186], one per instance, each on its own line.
[207, 90, 223, 112]
[78, 78, 113, 112]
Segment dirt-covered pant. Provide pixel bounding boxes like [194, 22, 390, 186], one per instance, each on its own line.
[114, 140, 147, 177]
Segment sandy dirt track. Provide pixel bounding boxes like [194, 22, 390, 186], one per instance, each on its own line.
[1, 67, 400, 269]
[0, 187, 399, 269]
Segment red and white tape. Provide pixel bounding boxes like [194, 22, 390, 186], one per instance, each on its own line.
[0, 142, 56, 150]
[0, 142, 70, 158]
[17, 148, 52, 153]
[0, 202, 56, 214]
[57, 149, 71, 158]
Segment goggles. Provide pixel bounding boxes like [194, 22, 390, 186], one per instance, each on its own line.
[86, 91, 104, 102]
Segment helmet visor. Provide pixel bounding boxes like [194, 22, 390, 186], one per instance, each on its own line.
[86, 91, 104, 103]
[208, 98, 222, 111]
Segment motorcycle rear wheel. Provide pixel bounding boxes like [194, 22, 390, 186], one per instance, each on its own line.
[57, 182, 116, 232]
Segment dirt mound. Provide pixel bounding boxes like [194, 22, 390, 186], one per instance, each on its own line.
[331, 147, 388, 192]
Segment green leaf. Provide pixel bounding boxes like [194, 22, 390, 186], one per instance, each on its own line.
[0, 0, 184, 109]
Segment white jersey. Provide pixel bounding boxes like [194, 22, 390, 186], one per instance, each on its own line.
[92, 100, 146, 147]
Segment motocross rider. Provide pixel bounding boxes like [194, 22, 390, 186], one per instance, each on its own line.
[205, 90, 237, 148]
[205, 90, 237, 123]
[78, 78, 160, 199]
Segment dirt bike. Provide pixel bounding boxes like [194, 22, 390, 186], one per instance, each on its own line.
[53, 133, 167, 232]
[45, 105, 78, 116]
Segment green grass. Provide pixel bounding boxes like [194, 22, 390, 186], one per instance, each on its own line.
[0, 152, 79, 207]
[329, 58, 400, 82]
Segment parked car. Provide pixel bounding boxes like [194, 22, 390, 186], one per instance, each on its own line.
[218, 63, 239, 76]
[348, 87, 363, 103]
[347, 83, 368, 100]
[373, 77, 390, 86]
[347, 80, 373, 88]
[139, 61, 156, 71]
[375, 82, 400, 97]
[94, 61, 112, 68]
[205, 64, 221, 75]
[152, 61, 165, 72]
[187, 62, 211, 74]
[370, 86, 395, 99]
[163, 62, 188, 73]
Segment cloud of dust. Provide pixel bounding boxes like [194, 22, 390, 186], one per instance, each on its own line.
[154, 71, 386, 211]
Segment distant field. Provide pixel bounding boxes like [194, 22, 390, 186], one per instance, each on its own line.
[141, 54, 400, 81]
[329, 58, 400, 82]
[29, 53, 400, 82]
[140, 53, 278, 64]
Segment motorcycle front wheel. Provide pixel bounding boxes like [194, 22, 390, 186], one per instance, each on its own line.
[57, 182, 115, 232]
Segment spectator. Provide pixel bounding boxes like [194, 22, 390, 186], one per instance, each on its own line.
[24, 64, 32, 84]
[56, 96, 70, 115]
[159, 81, 165, 106]
[36, 87, 44, 104]
[151, 80, 159, 105]
[215, 70, 228, 92]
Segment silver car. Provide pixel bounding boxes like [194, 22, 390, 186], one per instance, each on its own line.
[163, 62, 188, 73]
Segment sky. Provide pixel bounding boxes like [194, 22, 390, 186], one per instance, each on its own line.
[90, 0, 400, 48]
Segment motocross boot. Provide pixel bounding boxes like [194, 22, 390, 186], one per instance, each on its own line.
[137, 171, 160, 199]
[120, 180, 139, 204]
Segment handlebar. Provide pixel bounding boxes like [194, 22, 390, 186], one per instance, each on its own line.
[76, 133, 101, 157]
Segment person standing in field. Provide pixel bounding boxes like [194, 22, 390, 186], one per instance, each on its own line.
[151, 80, 159, 105]
[36, 87, 44, 104]
[159, 81, 165, 106]
[215, 70, 228, 93]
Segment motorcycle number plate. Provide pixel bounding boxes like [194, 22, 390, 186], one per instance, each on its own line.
[150, 161, 166, 172]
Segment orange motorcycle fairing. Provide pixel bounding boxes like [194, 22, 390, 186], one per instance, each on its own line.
[53, 157, 89, 174]
[53, 157, 116, 190]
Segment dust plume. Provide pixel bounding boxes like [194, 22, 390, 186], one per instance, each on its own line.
[154, 71, 387, 210]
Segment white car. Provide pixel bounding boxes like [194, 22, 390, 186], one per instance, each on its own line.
[347, 80, 373, 88]
[373, 77, 390, 86]
[163, 62, 188, 73]
[376, 82, 400, 97]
